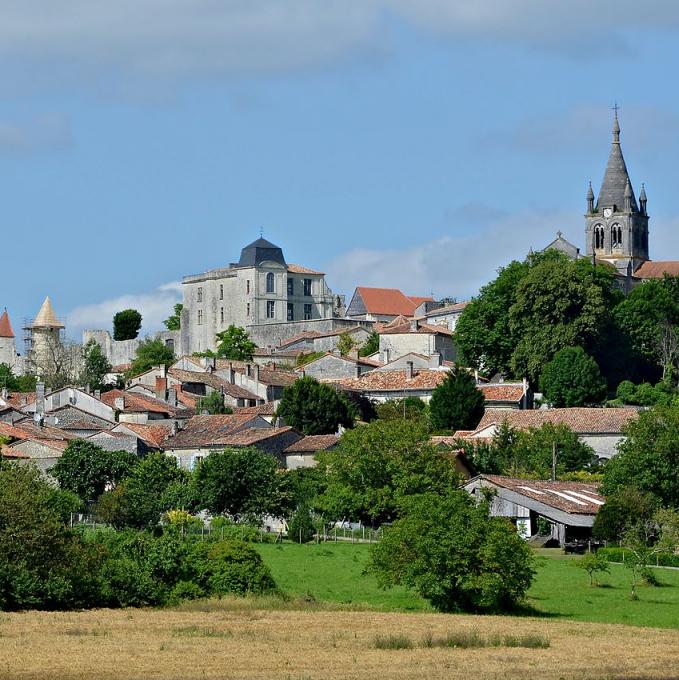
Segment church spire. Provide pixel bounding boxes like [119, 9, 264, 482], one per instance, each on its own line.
[596, 107, 637, 213]
[586, 181, 595, 213]
[640, 183, 648, 216]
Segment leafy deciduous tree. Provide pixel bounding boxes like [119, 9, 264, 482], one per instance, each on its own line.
[215, 325, 257, 361]
[113, 309, 142, 341]
[540, 346, 607, 407]
[128, 338, 175, 377]
[163, 304, 183, 331]
[80, 339, 112, 392]
[429, 370, 484, 433]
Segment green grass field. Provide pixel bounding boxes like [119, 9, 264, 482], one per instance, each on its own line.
[256, 542, 679, 628]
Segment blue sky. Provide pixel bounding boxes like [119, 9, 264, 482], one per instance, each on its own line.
[3, 1, 679, 339]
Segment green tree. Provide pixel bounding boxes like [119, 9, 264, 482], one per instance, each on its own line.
[369, 491, 535, 613]
[317, 420, 462, 525]
[51, 441, 137, 506]
[336, 332, 356, 356]
[575, 553, 610, 586]
[455, 258, 530, 377]
[194, 448, 284, 521]
[358, 331, 379, 358]
[96, 453, 190, 528]
[509, 256, 621, 384]
[593, 487, 658, 543]
[540, 346, 607, 407]
[163, 303, 183, 331]
[614, 275, 679, 381]
[113, 309, 142, 341]
[376, 397, 428, 423]
[601, 406, 679, 507]
[196, 390, 232, 415]
[215, 325, 257, 361]
[128, 338, 175, 377]
[287, 504, 316, 543]
[0, 363, 37, 392]
[80, 339, 112, 392]
[429, 370, 484, 432]
[277, 376, 356, 435]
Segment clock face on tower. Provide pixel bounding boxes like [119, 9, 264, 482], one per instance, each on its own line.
[603, 207, 613, 218]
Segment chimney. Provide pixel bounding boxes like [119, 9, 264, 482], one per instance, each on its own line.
[159, 364, 167, 378]
[229, 366, 236, 385]
[168, 388, 177, 407]
[170, 421, 178, 437]
[254, 365, 260, 384]
[428, 352, 442, 369]
[271, 362, 276, 371]
[406, 361, 414, 380]
[1, 386, 7, 400]
[410, 319, 418, 332]
[114, 396, 125, 411]
[155, 376, 168, 402]
[382, 348, 390, 364]
[94, 389, 101, 400]
[354, 363, 361, 379]
[299, 369, 306, 379]
[246, 364, 252, 378]
[348, 348, 359, 360]
[206, 356, 216, 372]
[36, 382, 45, 416]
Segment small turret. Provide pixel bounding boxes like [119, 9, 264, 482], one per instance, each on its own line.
[624, 178, 633, 212]
[640, 183, 648, 216]
[586, 181, 595, 213]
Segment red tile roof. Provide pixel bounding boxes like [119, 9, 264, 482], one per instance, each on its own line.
[161, 414, 267, 448]
[476, 407, 638, 434]
[635, 261, 679, 279]
[168, 368, 260, 400]
[218, 426, 296, 447]
[287, 263, 324, 275]
[3, 392, 36, 409]
[284, 434, 340, 453]
[100, 389, 190, 416]
[235, 402, 277, 416]
[479, 384, 526, 403]
[114, 422, 174, 448]
[354, 287, 434, 317]
[0, 310, 14, 338]
[338, 368, 448, 393]
[476, 474, 604, 515]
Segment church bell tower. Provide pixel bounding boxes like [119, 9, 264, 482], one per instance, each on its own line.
[585, 109, 649, 274]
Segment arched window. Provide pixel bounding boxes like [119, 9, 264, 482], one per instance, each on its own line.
[594, 224, 604, 250]
[266, 272, 274, 293]
[612, 224, 622, 249]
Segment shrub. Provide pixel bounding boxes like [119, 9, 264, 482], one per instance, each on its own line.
[374, 634, 414, 650]
[287, 505, 316, 543]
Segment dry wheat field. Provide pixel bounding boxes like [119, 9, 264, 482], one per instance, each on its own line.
[1, 600, 678, 680]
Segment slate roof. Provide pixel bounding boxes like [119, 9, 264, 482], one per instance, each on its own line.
[477, 475, 604, 515]
[634, 261, 679, 279]
[0, 310, 14, 338]
[475, 407, 638, 434]
[238, 237, 286, 267]
[337, 368, 448, 393]
[161, 414, 267, 448]
[352, 287, 434, 317]
[284, 434, 340, 453]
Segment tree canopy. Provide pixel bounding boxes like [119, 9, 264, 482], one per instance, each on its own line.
[80, 339, 112, 392]
[215, 326, 257, 361]
[276, 376, 355, 435]
[429, 370, 484, 432]
[113, 309, 142, 341]
[0, 363, 37, 392]
[539, 346, 607, 407]
[128, 338, 175, 377]
[163, 303, 183, 331]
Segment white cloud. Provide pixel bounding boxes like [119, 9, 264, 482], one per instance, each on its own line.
[1, 1, 678, 88]
[323, 210, 574, 301]
[66, 281, 182, 339]
[0, 114, 72, 154]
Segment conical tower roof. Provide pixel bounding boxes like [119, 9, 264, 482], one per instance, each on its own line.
[0, 309, 14, 338]
[596, 112, 638, 213]
[32, 296, 64, 329]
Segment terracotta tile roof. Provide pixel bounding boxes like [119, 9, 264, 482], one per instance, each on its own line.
[287, 263, 324, 275]
[11, 419, 76, 441]
[634, 261, 679, 279]
[477, 474, 604, 515]
[337, 368, 449, 393]
[3, 392, 36, 409]
[277, 331, 322, 349]
[479, 384, 526, 403]
[168, 368, 260, 400]
[100, 389, 191, 417]
[0, 310, 15, 338]
[0, 422, 32, 440]
[378, 322, 454, 337]
[354, 287, 434, 317]
[113, 422, 174, 448]
[162, 414, 267, 448]
[476, 407, 638, 434]
[425, 302, 468, 316]
[284, 434, 340, 453]
[235, 402, 277, 416]
[1, 446, 29, 459]
[214, 360, 298, 387]
[297, 352, 381, 371]
[218, 426, 296, 447]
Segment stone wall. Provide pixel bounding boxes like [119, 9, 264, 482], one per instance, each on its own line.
[248, 318, 373, 348]
[83, 330, 141, 367]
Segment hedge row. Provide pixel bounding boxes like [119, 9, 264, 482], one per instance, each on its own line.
[598, 547, 679, 568]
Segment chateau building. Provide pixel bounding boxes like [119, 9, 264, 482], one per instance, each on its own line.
[181, 238, 339, 355]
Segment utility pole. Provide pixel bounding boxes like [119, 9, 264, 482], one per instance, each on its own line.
[551, 441, 557, 482]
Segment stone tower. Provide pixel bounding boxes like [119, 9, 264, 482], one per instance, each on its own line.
[0, 309, 18, 369]
[29, 296, 65, 377]
[585, 111, 649, 274]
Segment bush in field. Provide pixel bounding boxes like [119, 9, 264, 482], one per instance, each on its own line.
[287, 505, 316, 543]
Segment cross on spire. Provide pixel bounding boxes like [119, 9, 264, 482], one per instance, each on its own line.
[259, 226, 264, 238]
[612, 101, 620, 116]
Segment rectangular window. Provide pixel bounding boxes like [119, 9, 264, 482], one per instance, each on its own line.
[246, 280, 250, 294]
[246, 303, 251, 316]
[303, 278, 312, 296]
[266, 272, 275, 293]
[287, 278, 294, 296]
[304, 303, 312, 320]
[197, 310, 203, 325]
[220, 307, 224, 324]
[287, 303, 294, 321]
[219, 284, 224, 300]
[197, 287, 203, 303]
[267, 301, 275, 319]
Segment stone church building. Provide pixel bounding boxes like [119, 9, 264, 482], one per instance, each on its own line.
[546, 111, 679, 285]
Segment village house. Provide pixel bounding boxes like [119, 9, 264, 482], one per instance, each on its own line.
[345, 287, 434, 322]
[297, 352, 380, 382]
[415, 302, 468, 332]
[469, 407, 638, 460]
[378, 318, 456, 363]
[100, 389, 192, 424]
[464, 474, 605, 547]
[282, 434, 340, 470]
